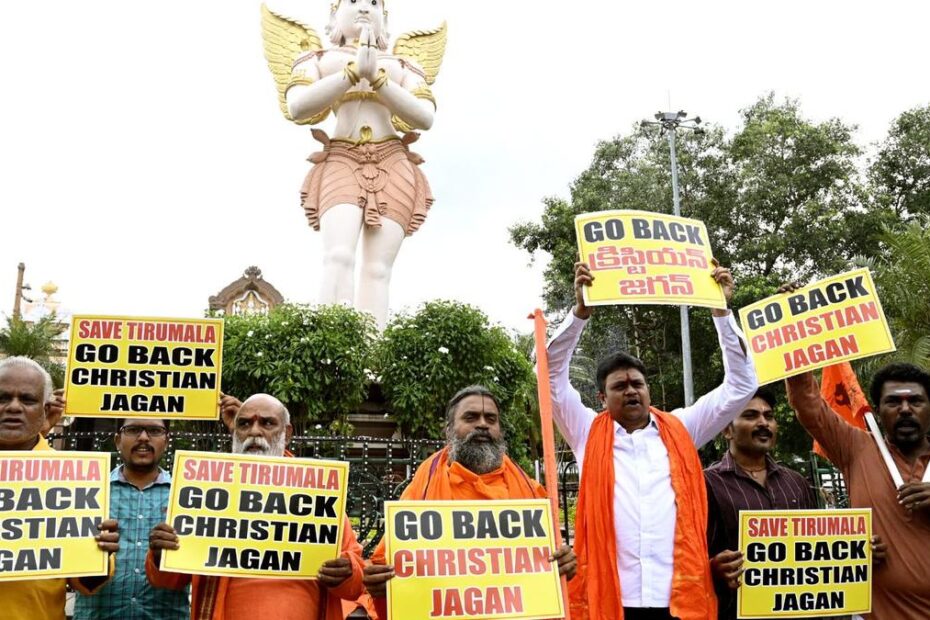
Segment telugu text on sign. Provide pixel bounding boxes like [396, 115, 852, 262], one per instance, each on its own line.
[575, 210, 726, 308]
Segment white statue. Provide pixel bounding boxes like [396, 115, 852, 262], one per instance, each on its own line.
[261, 1, 447, 327]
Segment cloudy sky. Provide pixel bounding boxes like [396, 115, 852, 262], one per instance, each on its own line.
[2, 0, 927, 331]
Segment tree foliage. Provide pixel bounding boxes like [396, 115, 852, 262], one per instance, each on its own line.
[0, 315, 66, 387]
[869, 105, 930, 221]
[376, 300, 535, 467]
[221, 304, 377, 433]
[870, 218, 930, 369]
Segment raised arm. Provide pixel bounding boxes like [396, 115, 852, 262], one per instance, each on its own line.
[544, 262, 599, 457]
[785, 371, 864, 471]
[677, 263, 758, 447]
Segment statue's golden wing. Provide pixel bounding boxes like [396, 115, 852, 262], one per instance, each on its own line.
[260, 4, 326, 124]
[392, 22, 448, 85]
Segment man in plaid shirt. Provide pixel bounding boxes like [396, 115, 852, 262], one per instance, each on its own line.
[73, 417, 189, 619]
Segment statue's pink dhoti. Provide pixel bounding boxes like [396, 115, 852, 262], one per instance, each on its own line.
[301, 130, 434, 236]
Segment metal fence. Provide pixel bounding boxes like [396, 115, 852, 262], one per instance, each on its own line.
[809, 452, 850, 509]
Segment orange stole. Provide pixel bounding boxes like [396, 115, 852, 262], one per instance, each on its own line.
[569, 409, 717, 620]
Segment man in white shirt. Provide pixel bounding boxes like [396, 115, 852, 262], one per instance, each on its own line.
[548, 261, 757, 620]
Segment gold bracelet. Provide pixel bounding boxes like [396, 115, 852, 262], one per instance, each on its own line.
[369, 68, 389, 91]
[343, 62, 361, 86]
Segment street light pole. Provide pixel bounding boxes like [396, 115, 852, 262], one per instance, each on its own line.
[642, 110, 703, 406]
[13, 263, 26, 319]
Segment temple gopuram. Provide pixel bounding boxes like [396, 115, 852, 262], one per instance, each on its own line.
[209, 266, 284, 315]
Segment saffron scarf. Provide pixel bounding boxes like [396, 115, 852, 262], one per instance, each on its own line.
[569, 409, 717, 620]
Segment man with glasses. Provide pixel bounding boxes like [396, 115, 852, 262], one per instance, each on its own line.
[72, 418, 188, 619]
[73, 395, 241, 619]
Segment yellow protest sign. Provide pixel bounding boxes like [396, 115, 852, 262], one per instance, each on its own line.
[65, 316, 224, 419]
[0, 451, 110, 582]
[574, 210, 726, 308]
[161, 451, 348, 579]
[738, 509, 872, 619]
[738, 269, 895, 385]
[384, 499, 565, 620]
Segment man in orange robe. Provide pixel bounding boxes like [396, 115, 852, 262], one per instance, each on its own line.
[146, 394, 365, 620]
[364, 385, 577, 619]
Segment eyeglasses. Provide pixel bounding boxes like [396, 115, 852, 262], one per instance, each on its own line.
[119, 425, 168, 438]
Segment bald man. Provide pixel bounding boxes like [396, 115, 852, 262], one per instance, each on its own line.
[146, 394, 365, 620]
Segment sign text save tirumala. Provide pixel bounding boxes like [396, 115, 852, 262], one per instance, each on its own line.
[384, 499, 565, 620]
[738, 269, 895, 385]
[738, 509, 872, 618]
[161, 451, 348, 579]
[575, 210, 726, 308]
[0, 452, 110, 582]
[65, 316, 224, 419]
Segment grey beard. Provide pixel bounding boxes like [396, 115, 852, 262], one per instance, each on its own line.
[447, 430, 507, 474]
[232, 433, 286, 457]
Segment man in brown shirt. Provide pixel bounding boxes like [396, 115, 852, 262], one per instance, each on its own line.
[787, 362, 930, 619]
[704, 388, 818, 620]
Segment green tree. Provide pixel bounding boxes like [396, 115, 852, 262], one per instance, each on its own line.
[0, 315, 66, 387]
[220, 304, 377, 434]
[375, 300, 536, 468]
[712, 94, 864, 282]
[869, 105, 930, 221]
[869, 218, 930, 369]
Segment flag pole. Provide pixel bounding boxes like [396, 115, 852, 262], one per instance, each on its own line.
[864, 412, 905, 488]
[531, 309, 571, 619]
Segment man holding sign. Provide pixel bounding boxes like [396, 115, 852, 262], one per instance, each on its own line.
[363, 385, 577, 619]
[703, 387, 818, 619]
[146, 394, 365, 620]
[787, 361, 930, 619]
[0, 357, 120, 620]
[548, 261, 757, 620]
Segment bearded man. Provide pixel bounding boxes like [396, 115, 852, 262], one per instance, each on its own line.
[363, 385, 577, 619]
[146, 394, 365, 620]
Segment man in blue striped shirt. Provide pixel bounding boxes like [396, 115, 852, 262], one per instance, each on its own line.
[73, 418, 189, 620]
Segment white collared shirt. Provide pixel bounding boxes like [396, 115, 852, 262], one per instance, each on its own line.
[546, 311, 757, 608]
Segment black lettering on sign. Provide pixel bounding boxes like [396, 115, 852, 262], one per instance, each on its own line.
[395, 510, 442, 541]
[0, 548, 62, 572]
[204, 546, 301, 571]
[582, 219, 625, 243]
[0, 487, 100, 511]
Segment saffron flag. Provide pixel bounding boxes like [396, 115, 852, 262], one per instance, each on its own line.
[816, 362, 870, 459]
